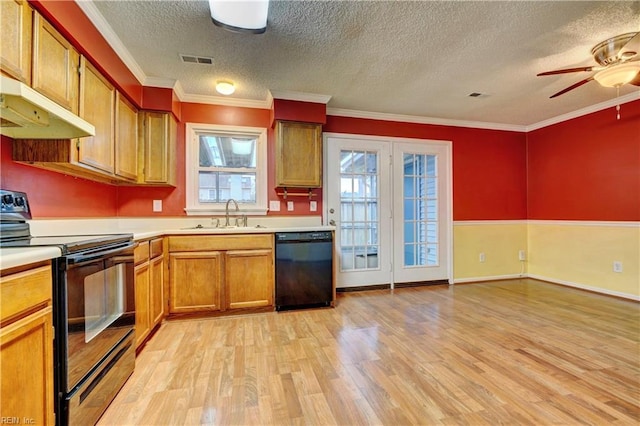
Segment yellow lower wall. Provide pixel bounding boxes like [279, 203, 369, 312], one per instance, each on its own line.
[453, 222, 528, 282]
[528, 222, 640, 299]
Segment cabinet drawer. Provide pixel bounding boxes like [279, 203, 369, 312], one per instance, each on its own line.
[150, 238, 163, 258]
[134, 240, 150, 265]
[169, 234, 273, 252]
[1, 265, 52, 323]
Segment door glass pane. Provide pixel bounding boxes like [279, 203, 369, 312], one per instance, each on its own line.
[403, 153, 438, 267]
[340, 150, 379, 271]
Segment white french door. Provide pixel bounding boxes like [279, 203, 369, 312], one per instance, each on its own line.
[325, 134, 451, 289]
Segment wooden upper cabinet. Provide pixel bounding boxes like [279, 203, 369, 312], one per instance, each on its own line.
[78, 56, 115, 175]
[0, 0, 33, 84]
[32, 12, 79, 113]
[138, 111, 177, 186]
[115, 93, 138, 181]
[275, 120, 323, 188]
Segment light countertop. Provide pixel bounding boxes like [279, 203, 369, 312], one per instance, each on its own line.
[1, 220, 334, 270]
[0, 247, 62, 270]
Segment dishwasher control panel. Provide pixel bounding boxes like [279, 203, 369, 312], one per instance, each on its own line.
[275, 231, 333, 242]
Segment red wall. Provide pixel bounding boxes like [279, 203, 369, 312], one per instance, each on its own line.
[527, 100, 640, 221]
[1, 136, 118, 218]
[324, 116, 528, 221]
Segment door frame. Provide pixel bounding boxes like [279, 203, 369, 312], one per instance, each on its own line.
[323, 132, 454, 286]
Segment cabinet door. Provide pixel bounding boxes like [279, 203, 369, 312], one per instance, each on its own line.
[115, 92, 138, 181]
[134, 261, 151, 349]
[275, 120, 323, 188]
[225, 249, 274, 309]
[0, 0, 32, 83]
[78, 57, 115, 174]
[32, 13, 79, 113]
[150, 254, 164, 326]
[0, 307, 54, 425]
[139, 111, 176, 185]
[169, 252, 222, 313]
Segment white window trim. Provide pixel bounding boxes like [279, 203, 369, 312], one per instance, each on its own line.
[185, 122, 268, 216]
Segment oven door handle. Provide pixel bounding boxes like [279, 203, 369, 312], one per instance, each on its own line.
[67, 241, 138, 265]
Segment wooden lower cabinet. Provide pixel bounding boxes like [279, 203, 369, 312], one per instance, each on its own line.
[226, 249, 274, 309]
[134, 238, 165, 350]
[0, 264, 54, 425]
[168, 234, 275, 315]
[169, 252, 222, 313]
[134, 261, 151, 348]
[150, 254, 165, 325]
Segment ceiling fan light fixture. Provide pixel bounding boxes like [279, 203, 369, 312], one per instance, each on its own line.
[593, 62, 640, 87]
[209, 0, 269, 34]
[216, 80, 235, 95]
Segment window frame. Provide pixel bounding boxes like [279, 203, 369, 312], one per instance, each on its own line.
[185, 123, 268, 215]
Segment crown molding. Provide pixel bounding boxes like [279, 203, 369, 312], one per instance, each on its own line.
[143, 76, 177, 89]
[270, 90, 332, 104]
[75, 0, 146, 85]
[179, 93, 272, 109]
[526, 91, 640, 131]
[326, 108, 527, 132]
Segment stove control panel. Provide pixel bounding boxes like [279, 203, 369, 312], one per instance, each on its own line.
[0, 189, 31, 221]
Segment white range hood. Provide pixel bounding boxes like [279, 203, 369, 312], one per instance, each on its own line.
[0, 75, 95, 139]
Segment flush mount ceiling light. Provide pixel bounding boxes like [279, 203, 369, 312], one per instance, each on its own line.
[209, 0, 269, 34]
[593, 62, 640, 87]
[216, 80, 235, 95]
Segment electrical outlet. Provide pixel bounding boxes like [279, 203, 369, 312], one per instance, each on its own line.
[519, 250, 526, 261]
[479, 253, 486, 263]
[269, 200, 281, 211]
[287, 201, 294, 211]
[613, 261, 623, 273]
[152, 200, 162, 212]
[310, 201, 317, 212]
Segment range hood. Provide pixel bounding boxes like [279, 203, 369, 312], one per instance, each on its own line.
[0, 75, 95, 139]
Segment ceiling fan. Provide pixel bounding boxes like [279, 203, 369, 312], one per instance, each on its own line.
[538, 32, 640, 98]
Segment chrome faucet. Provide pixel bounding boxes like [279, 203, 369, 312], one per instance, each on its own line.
[225, 198, 239, 226]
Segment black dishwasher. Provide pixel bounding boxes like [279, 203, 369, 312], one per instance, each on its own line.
[275, 231, 333, 311]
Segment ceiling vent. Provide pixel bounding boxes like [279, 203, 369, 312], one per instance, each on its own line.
[180, 54, 214, 65]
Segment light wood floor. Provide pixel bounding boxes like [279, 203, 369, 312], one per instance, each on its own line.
[98, 279, 639, 425]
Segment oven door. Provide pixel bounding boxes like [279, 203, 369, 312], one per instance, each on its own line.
[60, 242, 136, 393]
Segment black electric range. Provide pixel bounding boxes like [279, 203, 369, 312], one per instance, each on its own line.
[1, 189, 137, 426]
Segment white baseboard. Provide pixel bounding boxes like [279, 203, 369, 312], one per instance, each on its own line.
[453, 274, 525, 284]
[527, 274, 640, 301]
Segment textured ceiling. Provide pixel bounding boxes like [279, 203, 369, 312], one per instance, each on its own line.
[87, 0, 640, 127]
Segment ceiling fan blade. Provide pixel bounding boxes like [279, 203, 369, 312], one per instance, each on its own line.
[618, 31, 640, 60]
[549, 76, 594, 98]
[537, 66, 597, 76]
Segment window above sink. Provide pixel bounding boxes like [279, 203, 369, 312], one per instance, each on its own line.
[185, 123, 268, 216]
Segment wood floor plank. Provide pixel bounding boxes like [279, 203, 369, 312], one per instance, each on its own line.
[98, 278, 639, 425]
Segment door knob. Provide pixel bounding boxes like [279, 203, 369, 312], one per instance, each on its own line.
[329, 219, 336, 226]
[329, 208, 335, 214]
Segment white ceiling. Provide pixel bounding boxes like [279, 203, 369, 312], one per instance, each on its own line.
[84, 0, 640, 129]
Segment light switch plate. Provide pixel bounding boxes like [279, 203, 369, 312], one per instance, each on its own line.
[152, 200, 162, 212]
[287, 201, 294, 211]
[269, 200, 281, 211]
[310, 201, 317, 212]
